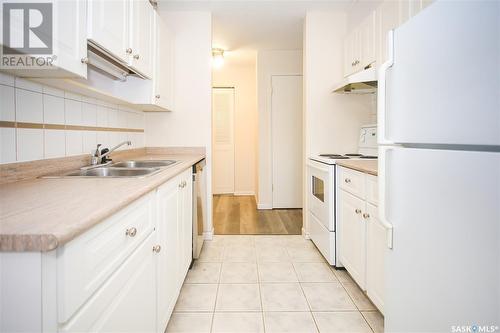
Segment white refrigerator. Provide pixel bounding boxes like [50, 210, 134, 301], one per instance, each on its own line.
[378, 1, 500, 332]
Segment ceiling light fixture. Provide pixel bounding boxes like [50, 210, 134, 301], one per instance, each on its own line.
[212, 48, 225, 69]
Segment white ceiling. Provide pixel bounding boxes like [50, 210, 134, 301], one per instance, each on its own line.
[160, 1, 354, 52]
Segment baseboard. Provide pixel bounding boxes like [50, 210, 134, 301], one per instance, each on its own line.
[302, 227, 310, 239]
[203, 228, 214, 240]
[233, 191, 255, 196]
[257, 203, 272, 210]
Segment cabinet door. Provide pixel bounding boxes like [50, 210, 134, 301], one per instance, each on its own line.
[129, 0, 154, 78]
[88, 0, 129, 63]
[156, 178, 181, 332]
[376, 0, 399, 66]
[154, 12, 175, 110]
[53, 0, 87, 78]
[339, 190, 366, 289]
[343, 31, 355, 77]
[177, 170, 193, 285]
[365, 203, 385, 314]
[360, 12, 376, 68]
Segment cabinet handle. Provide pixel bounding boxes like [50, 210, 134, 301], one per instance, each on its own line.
[81, 57, 89, 64]
[133, 54, 140, 60]
[152, 245, 161, 253]
[355, 209, 362, 214]
[125, 227, 137, 237]
[155, 94, 160, 99]
[344, 178, 351, 183]
[363, 213, 370, 219]
[351, 61, 355, 67]
[126, 48, 133, 54]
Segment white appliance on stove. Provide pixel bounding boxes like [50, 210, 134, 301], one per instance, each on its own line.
[307, 125, 378, 266]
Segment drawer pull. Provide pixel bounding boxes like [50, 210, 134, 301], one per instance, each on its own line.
[363, 213, 370, 219]
[153, 245, 161, 253]
[125, 227, 137, 237]
[355, 209, 362, 214]
[344, 178, 351, 183]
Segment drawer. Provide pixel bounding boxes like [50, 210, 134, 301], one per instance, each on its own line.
[56, 192, 155, 324]
[309, 212, 335, 265]
[366, 175, 378, 206]
[338, 167, 366, 199]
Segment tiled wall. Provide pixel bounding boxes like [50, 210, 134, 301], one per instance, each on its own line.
[0, 73, 145, 164]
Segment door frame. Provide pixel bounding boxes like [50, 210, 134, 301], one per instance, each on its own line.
[212, 86, 235, 195]
[270, 74, 303, 209]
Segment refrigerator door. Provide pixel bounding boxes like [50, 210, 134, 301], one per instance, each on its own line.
[381, 146, 500, 332]
[380, 1, 500, 146]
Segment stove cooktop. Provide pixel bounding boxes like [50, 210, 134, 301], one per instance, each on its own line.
[318, 153, 377, 160]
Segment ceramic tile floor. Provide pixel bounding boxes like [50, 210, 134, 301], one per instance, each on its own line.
[166, 235, 384, 333]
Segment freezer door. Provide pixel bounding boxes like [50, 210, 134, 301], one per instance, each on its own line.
[381, 147, 500, 332]
[381, 1, 500, 146]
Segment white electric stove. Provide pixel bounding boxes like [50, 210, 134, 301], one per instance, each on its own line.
[306, 125, 377, 266]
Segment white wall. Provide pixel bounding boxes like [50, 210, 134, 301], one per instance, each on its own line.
[145, 11, 214, 236]
[256, 50, 303, 209]
[303, 11, 372, 233]
[212, 61, 257, 196]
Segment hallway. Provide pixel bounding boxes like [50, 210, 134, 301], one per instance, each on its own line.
[213, 195, 302, 235]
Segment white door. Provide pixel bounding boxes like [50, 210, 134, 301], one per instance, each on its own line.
[212, 88, 235, 194]
[271, 75, 303, 208]
[88, 0, 129, 63]
[382, 147, 500, 331]
[129, 0, 154, 78]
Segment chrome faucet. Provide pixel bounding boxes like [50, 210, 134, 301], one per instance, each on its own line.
[91, 141, 132, 165]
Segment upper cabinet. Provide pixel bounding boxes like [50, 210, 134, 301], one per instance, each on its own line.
[129, 0, 155, 78]
[153, 12, 175, 111]
[344, 12, 376, 77]
[0, 0, 87, 78]
[88, 0, 154, 78]
[345, 0, 434, 77]
[87, 0, 129, 64]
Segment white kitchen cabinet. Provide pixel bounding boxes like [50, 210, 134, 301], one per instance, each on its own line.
[338, 167, 384, 313]
[87, 0, 129, 63]
[156, 168, 193, 332]
[343, 12, 376, 77]
[153, 12, 175, 111]
[366, 202, 385, 314]
[339, 189, 367, 289]
[0, 0, 87, 78]
[129, 0, 154, 78]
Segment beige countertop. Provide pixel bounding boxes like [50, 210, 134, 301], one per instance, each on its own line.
[336, 159, 378, 176]
[0, 153, 204, 252]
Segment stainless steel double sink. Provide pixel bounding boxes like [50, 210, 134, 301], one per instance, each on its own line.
[44, 160, 178, 178]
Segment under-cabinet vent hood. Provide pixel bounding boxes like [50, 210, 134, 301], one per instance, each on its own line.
[86, 42, 147, 82]
[333, 67, 378, 94]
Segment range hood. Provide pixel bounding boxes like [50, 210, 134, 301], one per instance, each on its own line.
[333, 67, 378, 94]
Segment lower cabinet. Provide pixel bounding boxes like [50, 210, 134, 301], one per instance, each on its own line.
[337, 167, 385, 314]
[0, 167, 194, 333]
[156, 168, 193, 331]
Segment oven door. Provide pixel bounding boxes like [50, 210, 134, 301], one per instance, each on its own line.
[307, 159, 334, 230]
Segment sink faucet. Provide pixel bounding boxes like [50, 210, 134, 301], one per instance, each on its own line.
[91, 141, 132, 165]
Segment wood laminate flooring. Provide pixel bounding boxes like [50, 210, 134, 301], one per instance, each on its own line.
[213, 195, 303, 235]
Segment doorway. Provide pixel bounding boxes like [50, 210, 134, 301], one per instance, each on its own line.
[271, 75, 303, 208]
[212, 87, 235, 194]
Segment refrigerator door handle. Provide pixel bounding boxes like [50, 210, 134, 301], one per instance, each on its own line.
[377, 30, 395, 145]
[378, 146, 394, 249]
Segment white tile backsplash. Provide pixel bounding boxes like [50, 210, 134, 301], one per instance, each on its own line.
[16, 89, 43, 123]
[43, 94, 65, 125]
[65, 130, 83, 156]
[17, 128, 44, 162]
[0, 128, 16, 163]
[0, 85, 15, 121]
[44, 130, 66, 158]
[65, 99, 83, 126]
[0, 78, 145, 164]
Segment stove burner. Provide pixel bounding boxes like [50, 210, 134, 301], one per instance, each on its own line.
[319, 154, 349, 159]
[344, 153, 362, 157]
[360, 156, 378, 159]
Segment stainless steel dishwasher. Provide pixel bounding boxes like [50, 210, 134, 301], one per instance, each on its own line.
[192, 159, 206, 259]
